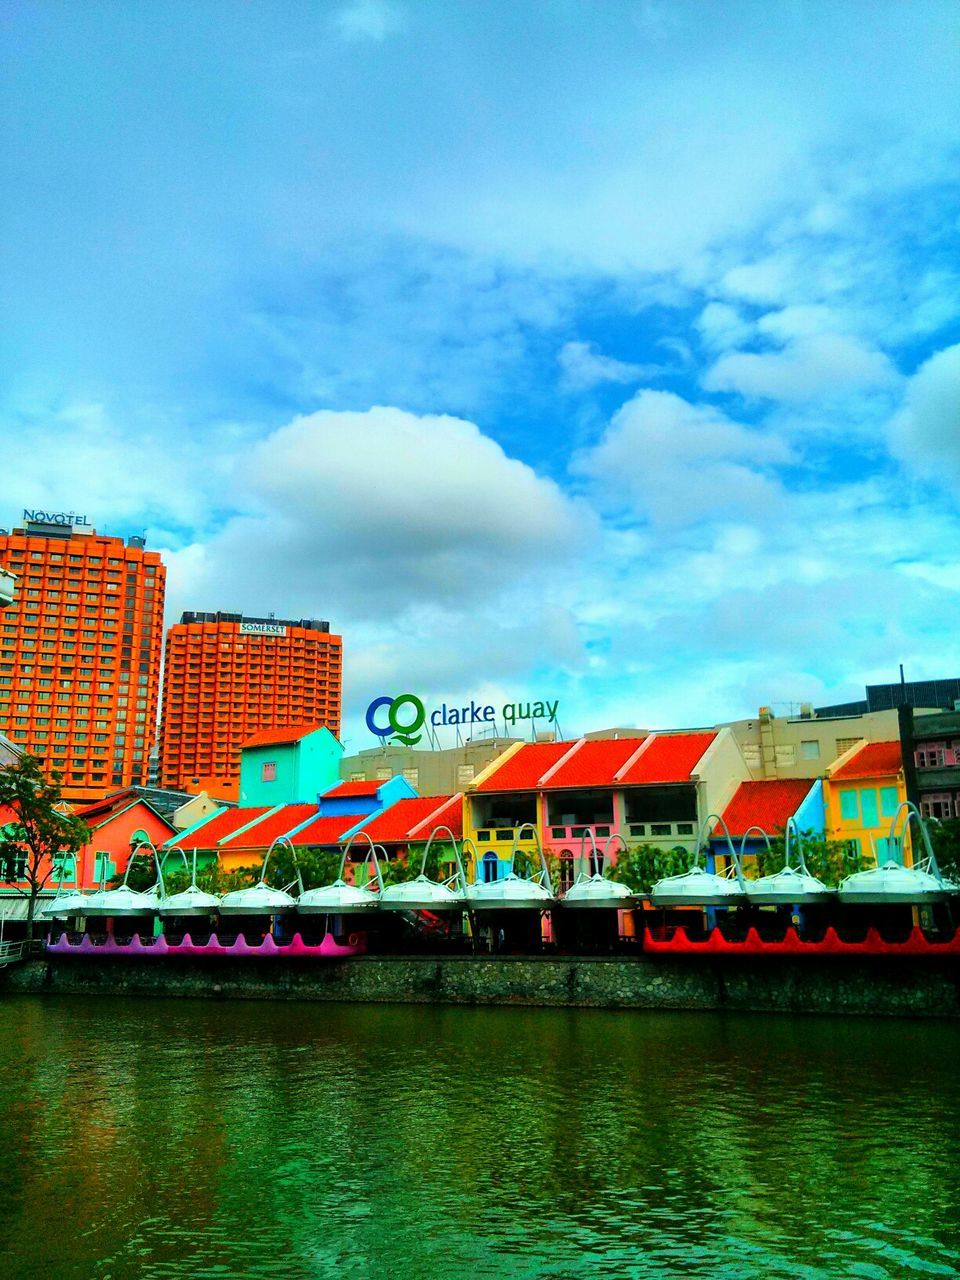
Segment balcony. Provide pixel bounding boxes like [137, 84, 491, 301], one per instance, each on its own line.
[0, 568, 16, 608]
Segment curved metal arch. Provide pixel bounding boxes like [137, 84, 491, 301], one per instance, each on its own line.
[738, 824, 773, 864]
[576, 827, 601, 882]
[459, 836, 481, 887]
[122, 838, 162, 892]
[885, 800, 941, 878]
[341, 830, 385, 892]
[508, 822, 552, 889]
[697, 812, 745, 888]
[420, 825, 469, 894]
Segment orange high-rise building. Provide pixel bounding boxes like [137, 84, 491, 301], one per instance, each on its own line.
[0, 514, 166, 805]
[159, 612, 342, 799]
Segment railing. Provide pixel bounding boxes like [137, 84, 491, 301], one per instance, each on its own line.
[0, 940, 42, 965]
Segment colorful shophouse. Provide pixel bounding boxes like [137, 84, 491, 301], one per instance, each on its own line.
[709, 778, 824, 872]
[165, 775, 418, 872]
[823, 740, 908, 864]
[463, 730, 751, 884]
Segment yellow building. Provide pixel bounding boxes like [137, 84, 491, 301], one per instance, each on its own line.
[823, 740, 909, 864]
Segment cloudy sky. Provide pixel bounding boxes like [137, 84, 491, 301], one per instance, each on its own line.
[3, 0, 959, 747]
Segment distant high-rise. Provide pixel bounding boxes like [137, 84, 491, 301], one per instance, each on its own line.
[158, 611, 342, 800]
[0, 515, 166, 803]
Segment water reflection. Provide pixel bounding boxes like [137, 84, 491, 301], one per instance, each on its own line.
[0, 998, 958, 1278]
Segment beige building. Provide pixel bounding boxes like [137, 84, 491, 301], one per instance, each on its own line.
[340, 737, 522, 797]
[719, 705, 920, 780]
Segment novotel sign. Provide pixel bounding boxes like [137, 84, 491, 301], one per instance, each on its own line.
[366, 692, 559, 746]
[23, 509, 91, 527]
[239, 621, 287, 637]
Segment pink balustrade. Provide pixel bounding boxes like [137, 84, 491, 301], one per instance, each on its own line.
[641, 925, 960, 957]
[46, 931, 367, 959]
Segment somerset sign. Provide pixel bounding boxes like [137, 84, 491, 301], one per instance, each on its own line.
[366, 692, 559, 745]
[239, 621, 287, 637]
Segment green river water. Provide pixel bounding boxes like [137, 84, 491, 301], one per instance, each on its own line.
[0, 996, 958, 1279]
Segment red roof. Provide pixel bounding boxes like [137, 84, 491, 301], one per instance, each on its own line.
[219, 803, 320, 849]
[619, 732, 717, 785]
[289, 813, 368, 846]
[540, 738, 646, 789]
[472, 742, 571, 793]
[717, 780, 815, 838]
[240, 724, 324, 749]
[358, 795, 462, 844]
[324, 780, 382, 798]
[832, 740, 902, 780]
[167, 806, 272, 849]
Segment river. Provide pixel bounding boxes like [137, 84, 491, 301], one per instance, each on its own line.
[0, 997, 958, 1278]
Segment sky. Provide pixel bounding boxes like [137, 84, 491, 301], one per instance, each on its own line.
[2, 0, 960, 751]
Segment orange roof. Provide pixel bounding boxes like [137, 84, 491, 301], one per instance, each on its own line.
[289, 813, 367, 846]
[540, 738, 645, 789]
[619, 732, 717, 785]
[167, 806, 272, 849]
[358, 795, 462, 844]
[219, 803, 320, 849]
[324, 780, 382, 798]
[832, 739, 902, 780]
[472, 741, 571, 792]
[716, 780, 815, 838]
[240, 724, 324, 749]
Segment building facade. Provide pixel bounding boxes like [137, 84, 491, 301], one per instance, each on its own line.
[159, 612, 342, 800]
[463, 729, 751, 882]
[0, 517, 165, 804]
[899, 707, 960, 820]
[823, 740, 908, 863]
[339, 736, 522, 796]
[721, 705, 908, 780]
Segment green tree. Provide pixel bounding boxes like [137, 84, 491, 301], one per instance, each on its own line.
[0, 753, 89, 942]
[754, 829, 868, 886]
[607, 843, 692, 895]
[928, 818, 960, 882]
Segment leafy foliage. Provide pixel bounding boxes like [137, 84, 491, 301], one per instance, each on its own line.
[928, 818, 960, 882]
[0, 753, 90, 938]
[607, 843, 693, 894]
[752, 829, 869, 885]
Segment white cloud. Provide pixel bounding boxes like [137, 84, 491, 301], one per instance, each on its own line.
[570, 389, 792, 526]
[696, 302, 753, 351]
[557, 340, 653, 392]
[335, 0, 404, 42]
[703, 333, 898, 402]
[888, 343, 960, 484]
[164, 405, 596, 623]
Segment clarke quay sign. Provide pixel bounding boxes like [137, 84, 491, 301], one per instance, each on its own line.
[23, 509, 91, 527]
[366, 692, 559, 746]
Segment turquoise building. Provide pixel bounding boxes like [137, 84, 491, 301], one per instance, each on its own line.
[238, 725, 343, 806]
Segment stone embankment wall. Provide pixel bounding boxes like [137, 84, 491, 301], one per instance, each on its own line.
[3, 954, 959, 1017]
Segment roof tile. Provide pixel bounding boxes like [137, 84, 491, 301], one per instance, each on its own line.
[832, 739, 902, 780]
[240, 724, 324, 749]
[716, 780, 815, 837]
[167, 806, 272, 849]
[619, 732, 718, 785]
[359, 795, 462, 843]
[472, 742, 572, 793]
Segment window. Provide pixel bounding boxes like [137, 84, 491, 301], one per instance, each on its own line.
[482, 852, 501, 883]
[860, 790, 879, 828]
[839, 790, 859, 822]
[651, 823, 671, 836]
[836, 737, 862, 757]
[800, 740, 821, 760]
[261, 761, 277, 782]
[376, 768, 392, 781]
[456, 764, 476, 785]
[879, 786, 899, 818]
[52, 853, 76, 885]
[402, 768, 418, 786]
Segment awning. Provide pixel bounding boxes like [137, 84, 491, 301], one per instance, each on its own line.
[0, 896, 56, 921]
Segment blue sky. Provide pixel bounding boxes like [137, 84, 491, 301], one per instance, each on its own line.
[2, 0, 960, 750]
